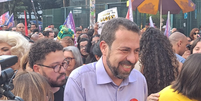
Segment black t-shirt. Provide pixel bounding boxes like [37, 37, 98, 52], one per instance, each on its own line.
[54, 87, 64, 101]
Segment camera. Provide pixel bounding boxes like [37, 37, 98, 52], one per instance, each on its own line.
[0, 55, 23, 101]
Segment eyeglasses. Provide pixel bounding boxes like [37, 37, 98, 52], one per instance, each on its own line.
[37, 59, 69, 73]
[66, 57, 75, 61]
[80, 45, 87, 49]
[194, 33, 198, 35]
[186, 44, 191, 50]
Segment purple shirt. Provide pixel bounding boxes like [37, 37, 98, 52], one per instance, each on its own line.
[64, 58, 148, 101]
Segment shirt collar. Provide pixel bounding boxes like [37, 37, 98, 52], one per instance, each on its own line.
[96, 57, 137, 85]
[96, 57, 113, 84]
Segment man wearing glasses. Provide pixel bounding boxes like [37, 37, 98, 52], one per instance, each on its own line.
[29, 39, 68, 101]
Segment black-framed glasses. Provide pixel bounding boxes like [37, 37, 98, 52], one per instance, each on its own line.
[66, 57, 75, 61]
[37, 59, 69, 73]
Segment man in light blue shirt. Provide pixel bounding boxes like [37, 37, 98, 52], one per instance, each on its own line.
[176, 53, 186, 63]
[169, 32, 189, 63]
[64, 18, 148, 101]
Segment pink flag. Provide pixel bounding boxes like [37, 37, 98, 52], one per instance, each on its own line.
[0, 11, 9, 26]
[126, 0, 133, 22]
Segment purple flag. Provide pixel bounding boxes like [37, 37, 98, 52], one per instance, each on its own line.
[164, 12, 171, 37]
[63, 11, 76, 44]
[64, 11, 75, 33]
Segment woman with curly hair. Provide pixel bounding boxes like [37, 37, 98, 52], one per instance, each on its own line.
[139, 27, 179, 96]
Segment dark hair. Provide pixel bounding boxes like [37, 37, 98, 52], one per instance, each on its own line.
[87, 29, 94, 37]
[77, 38, 89, 51]
[92, 34, 100, 39]
[85, 44, 97, 64]
[93, 41, 102, 57]
[171, 53, 201, 100]
[99, 18, 140, 47]
[176, 28, 185, 35]
[77, 33, 89, 44]
[29, 39, 63, 68]
[33, 29, 40, 34]
[75, 27, 82, 32]
[43, 31, 53, 37]
[190, 37, 201, 54]
[31, 23, 38, 28]
[139, 27, 179, 95]
[189, 28, 199, 40]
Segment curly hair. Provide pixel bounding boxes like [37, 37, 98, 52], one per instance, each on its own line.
[139, 27, 179, 95]
[29, 39, 63, 68]
[0, 31, 30, 59]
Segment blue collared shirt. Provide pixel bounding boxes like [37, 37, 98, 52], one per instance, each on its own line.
[64, 58, 148, 101]
[176, 54, 185, 63]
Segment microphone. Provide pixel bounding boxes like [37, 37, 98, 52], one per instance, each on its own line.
[0, 55, 18, 70]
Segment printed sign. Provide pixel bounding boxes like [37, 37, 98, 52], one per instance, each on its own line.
[97, 7, 118, 34]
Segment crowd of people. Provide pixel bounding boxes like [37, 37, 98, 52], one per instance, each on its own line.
[0, 17, 201, 101]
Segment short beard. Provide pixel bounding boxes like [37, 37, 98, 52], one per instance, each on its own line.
[106, 51, 134, 79]
[42, 70, 66, 87]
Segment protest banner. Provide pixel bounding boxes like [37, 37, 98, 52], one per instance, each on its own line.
[97, 7, 118, 34]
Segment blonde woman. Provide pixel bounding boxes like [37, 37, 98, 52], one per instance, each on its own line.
[0, 31, 30, 70]
[4, 71, 54, 101]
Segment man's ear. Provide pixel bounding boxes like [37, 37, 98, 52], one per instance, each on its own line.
[177, 40, 182, 47]
[33, 64, 41, 73]
[100, 41, 108, 56]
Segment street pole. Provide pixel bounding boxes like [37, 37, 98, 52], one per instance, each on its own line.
[90, 0, 95, 28]
[63, 0, 66, 7]
[31, 0, 38, 29]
